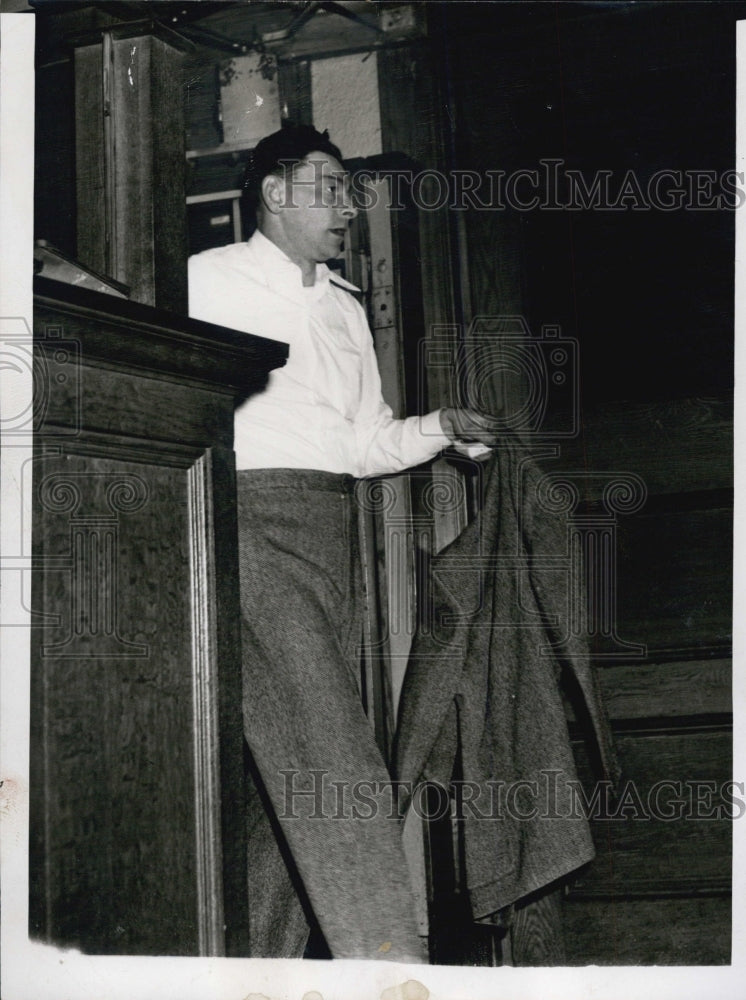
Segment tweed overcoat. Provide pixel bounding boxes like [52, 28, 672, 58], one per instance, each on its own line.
[393, 438, 621, 919]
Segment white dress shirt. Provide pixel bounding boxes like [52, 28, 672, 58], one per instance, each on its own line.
[188, 231, 450, 476]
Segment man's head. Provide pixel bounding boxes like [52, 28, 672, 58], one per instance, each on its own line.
[244, 123, 357, 277]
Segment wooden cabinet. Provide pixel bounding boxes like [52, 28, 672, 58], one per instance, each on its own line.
[28, 276, 287, 956]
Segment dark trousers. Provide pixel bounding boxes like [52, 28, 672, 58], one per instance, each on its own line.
[236, 469, 425, 962]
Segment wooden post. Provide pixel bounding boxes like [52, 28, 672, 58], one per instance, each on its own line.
[74, 25, 188, 313]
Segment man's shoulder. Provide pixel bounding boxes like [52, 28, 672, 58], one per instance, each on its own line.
[188, 242, 271, 309]
[188, 241, 253, 276]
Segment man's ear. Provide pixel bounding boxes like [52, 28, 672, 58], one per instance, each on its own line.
[260, 174, 285, 215]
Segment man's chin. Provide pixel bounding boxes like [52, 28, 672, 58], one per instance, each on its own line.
[324, 238, 345, 259]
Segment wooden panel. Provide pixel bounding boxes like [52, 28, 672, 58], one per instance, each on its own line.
[377, 44, 469, 566]
[358, 501, 395, 761]
[29, 439, 249, 956]
[511, 888, 565, 966]
[74, 44, 106, 277]
[553, 397, 732, 497]
[184, 55, 222, 150]
[563, 896, 731, 965]
[188, 453, 225, 955]
[378, 43, 459, 414]
[41, 365, 237, 452]
[105, 33, 186, 310]
[30, 449, 199, 953]
[571, 729, 731, 898]
[595, 657, 732, 721]
[74, 31, 188, 311]
[27, 283, 282, 956]
[438, 25, 525, 328]
[150, 36, 190, 313]
[206, 444, 249, 958]
[615, 507, 732, 656]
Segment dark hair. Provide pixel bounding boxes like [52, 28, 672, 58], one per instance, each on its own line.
[242, 122, 343, 219]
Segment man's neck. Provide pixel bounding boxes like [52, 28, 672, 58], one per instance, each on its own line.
[298, 263, 316, 287]
[255, 225, 317, 287]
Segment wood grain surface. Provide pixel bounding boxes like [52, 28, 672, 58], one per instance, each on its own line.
[29, 284, 282, 955]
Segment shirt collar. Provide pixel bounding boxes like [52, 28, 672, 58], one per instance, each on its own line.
[247, 229, 360, 300]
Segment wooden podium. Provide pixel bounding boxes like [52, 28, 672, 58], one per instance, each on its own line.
[29, 275, 288, 956]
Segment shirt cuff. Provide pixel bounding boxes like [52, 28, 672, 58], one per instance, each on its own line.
[418, 409, 453, 451]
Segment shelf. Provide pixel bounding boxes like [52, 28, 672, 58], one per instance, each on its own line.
[186, 141, 257, 160]
[186, 189, 242, 205]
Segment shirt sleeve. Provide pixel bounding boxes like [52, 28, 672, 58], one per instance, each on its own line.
[188, 249, 265, 333]
[188, 253, 239, 330]
[187, 253, 212, 322]
[352, 301, 451, 477]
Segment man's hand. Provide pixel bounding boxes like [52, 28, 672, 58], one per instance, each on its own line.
[439, 407, 502, 446]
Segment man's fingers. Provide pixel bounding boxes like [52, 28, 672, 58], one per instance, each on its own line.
[456, 408, 502, 441]
[439, 407, 502, 444]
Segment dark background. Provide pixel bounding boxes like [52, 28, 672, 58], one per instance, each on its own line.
[431, 0, 740, 406]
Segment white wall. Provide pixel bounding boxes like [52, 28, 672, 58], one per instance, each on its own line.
[311, 51, 382, 158]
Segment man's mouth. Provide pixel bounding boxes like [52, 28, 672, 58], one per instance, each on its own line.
[330, 228, 346, 238]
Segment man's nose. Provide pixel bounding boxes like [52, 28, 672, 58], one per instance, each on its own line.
[339, 190, 358, 219]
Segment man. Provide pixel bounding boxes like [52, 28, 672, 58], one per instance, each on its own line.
[188, 124, 498, 963]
